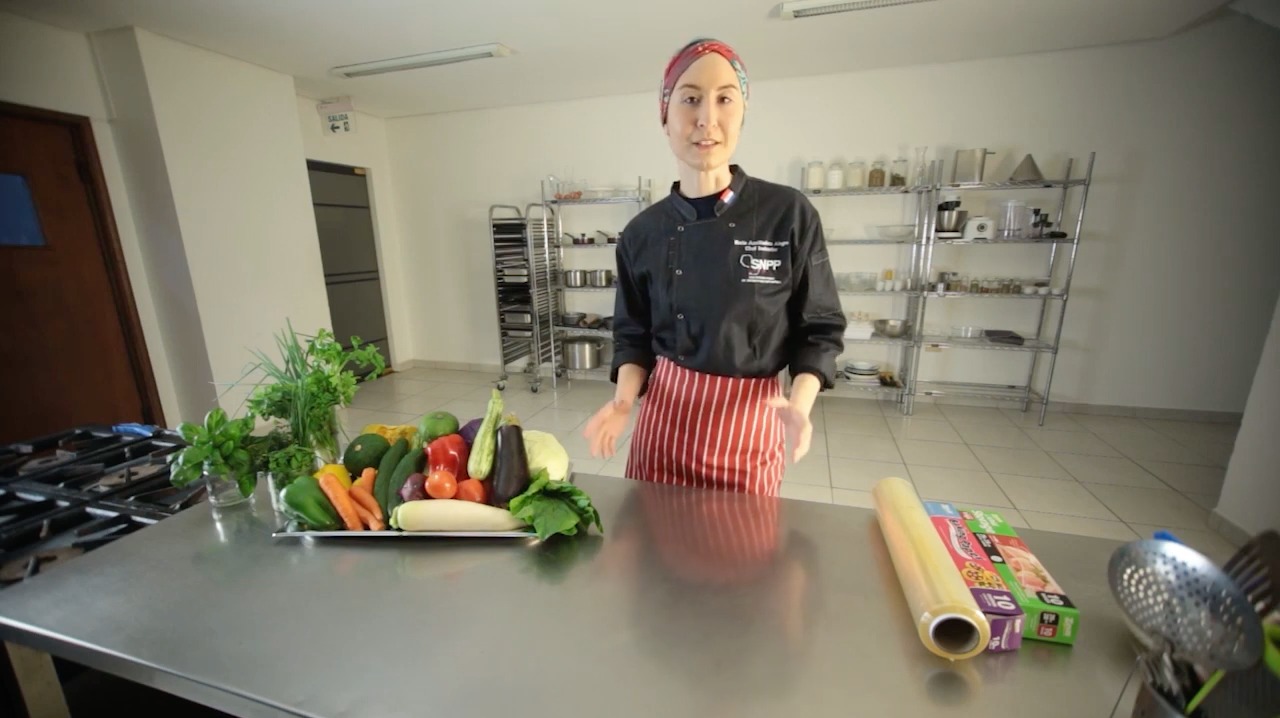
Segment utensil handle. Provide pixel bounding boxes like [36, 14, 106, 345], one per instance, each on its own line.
[1183, 669, 1224, 714]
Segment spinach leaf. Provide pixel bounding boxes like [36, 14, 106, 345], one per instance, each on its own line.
[508, 469, 603, 540]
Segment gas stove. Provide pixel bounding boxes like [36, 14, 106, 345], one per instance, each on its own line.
[0, 424, 204, 589]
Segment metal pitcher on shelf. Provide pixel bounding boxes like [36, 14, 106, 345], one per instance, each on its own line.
[952, 148, 994, 184]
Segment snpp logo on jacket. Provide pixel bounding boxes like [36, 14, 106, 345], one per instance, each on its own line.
[735, 240, 787, 286]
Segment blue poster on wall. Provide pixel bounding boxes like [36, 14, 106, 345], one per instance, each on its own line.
[0, 173, 47, 247]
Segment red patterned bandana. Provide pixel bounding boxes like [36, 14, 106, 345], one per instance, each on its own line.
[660, 38, 749, 126]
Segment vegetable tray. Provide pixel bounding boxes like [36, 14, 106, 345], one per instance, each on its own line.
[270, 528, 537, 540]
[269, 466, 577, 541]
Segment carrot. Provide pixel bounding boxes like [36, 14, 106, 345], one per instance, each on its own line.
[353, 502, 385, 531]
[319, 473, 363, 531]
[349, 485, 383, 521]
[352, 467, 376, 494]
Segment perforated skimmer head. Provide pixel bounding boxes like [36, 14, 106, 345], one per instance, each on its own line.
[1108, 539, 1263, 670]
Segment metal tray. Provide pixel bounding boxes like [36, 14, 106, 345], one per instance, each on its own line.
[270, 469, 577, 541]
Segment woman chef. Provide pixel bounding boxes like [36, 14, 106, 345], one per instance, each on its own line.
[583, 38, 845, 496]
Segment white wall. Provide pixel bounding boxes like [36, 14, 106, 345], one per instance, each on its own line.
[388, 12, 1280, 413]
[130, 29, 332, 411]
[92, 26, 218, 424]
[0, 11, 184, 423]
[1216, 294, 1280, 536]
[295, 96, 412, 368]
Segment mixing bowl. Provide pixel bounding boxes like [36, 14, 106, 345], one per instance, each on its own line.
[873, 319, 912, 338]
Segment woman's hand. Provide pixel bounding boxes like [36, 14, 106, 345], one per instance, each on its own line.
[584, 398, 633, 459]
[767, 396, 813, 464]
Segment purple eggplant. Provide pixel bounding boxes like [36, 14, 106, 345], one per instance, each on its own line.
[459, 418, 484, 447]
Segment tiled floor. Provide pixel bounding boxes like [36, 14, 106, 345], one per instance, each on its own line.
[342, 367, 1241, 562]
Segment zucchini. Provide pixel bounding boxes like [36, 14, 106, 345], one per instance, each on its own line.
[374, 438, 409, 515]
[466, 389, 504, 480]
[384, 449, 425, 518]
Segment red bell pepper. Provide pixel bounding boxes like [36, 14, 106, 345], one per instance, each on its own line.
[426, 434, 470, 482]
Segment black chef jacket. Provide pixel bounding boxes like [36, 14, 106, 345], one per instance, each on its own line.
[610, 165, 846, 394]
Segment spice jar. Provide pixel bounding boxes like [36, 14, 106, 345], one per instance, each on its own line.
[890, 158, 908, 187]
[969, 278, 981, 294]
[1012, 278, 1023, 294]
[846, 161, 867, 189]
[868, 161, 887, 188]
[804, 161, 825, 192]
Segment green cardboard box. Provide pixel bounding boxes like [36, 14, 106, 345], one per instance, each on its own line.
[959, 507, 1080, 646]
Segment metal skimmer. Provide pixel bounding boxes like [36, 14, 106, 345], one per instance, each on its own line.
[1108, 539, 1264, 670]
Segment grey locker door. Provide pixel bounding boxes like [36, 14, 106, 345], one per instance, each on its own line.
[308, 160, 389, 365]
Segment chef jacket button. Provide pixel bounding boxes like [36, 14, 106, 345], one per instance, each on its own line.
[677, 226, 684, 232]
[675, 269, 683, 276]
[677, 313, 685, 319]
[729, 222, 736, 228]
[678, 355, 686, 361]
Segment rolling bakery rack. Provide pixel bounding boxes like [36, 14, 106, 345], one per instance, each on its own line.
[486, 204, 561, 393]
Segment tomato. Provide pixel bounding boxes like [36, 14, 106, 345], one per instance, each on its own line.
[455, 478, 488, 504]
[425, 470, 458, 500]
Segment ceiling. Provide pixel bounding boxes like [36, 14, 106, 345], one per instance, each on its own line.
[2, 0, 1234, 118]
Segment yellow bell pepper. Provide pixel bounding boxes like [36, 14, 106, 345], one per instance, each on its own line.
[314, 463, 352, 490]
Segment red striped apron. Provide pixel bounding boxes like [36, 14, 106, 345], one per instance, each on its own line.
[626, 356, 786, 496]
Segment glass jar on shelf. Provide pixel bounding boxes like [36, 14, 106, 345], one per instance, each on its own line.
[846, 161, 867, 189]
[868, 161, 887, 188]
[804, 161, 825, 192]
[826, 160, 845, 190]
[890, 158, 908, 187]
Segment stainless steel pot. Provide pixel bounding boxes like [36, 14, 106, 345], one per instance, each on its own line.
[561, 338, 601, 370]
[588, 269, 614, 287]
[564, 270, 587, 288]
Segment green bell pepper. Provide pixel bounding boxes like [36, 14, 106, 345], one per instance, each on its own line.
[281, 475, 340, 530]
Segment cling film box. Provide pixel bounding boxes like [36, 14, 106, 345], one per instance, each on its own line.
[922, 502, 1024, 652]
[957, 507, 1080, 646]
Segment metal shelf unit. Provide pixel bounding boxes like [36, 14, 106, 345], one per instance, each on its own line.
[807, 153, 1095, 424]
[540, 177, 651, 383]
[910, 152, 1095, 424]
[487, 204, 561, 393]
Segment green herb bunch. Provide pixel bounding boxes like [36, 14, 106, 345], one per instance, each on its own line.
[170, 408, 257, 498]
[243, 322, 385, 462]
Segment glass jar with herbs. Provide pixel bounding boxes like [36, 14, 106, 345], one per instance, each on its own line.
[890, 158, 908, 187]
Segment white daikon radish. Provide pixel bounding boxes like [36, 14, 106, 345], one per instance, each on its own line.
[391, 499, 529, 532]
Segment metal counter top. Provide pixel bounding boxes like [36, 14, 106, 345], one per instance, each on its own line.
[0, 475, 1146, 718]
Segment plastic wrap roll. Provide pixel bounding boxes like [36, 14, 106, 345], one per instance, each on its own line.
[873, 477, 991, 661]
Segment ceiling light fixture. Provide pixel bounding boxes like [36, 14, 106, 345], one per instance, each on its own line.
[778, 0, 939, 20]
[330, 43, 513, 78]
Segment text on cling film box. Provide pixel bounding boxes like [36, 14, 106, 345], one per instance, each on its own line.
[922, 502, 1024, 653]
[958, 507, 1080, 646]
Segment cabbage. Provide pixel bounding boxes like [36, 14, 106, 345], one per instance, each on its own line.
[522, 430, 570, 482]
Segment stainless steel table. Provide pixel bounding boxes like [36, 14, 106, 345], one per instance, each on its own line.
[0, 475, 1147, 718]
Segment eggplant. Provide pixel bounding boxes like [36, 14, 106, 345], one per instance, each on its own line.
[490, 424, 531, 508]
[459, 418, 484, 447]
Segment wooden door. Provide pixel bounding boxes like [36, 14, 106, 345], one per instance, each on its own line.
[0, 102, 163, 443]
